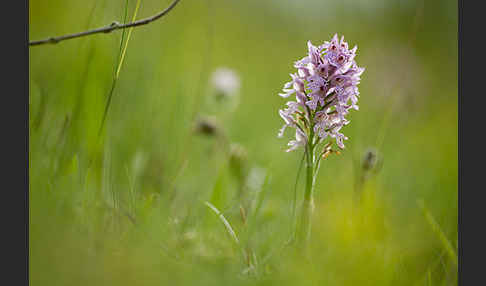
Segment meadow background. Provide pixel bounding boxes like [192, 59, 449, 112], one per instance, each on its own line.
[29, 0, 457, 285]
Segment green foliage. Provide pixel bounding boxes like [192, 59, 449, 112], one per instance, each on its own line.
[29, 0, 457, 285]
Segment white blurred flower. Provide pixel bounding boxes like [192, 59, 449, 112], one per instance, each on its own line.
[211, 67, 241, 97]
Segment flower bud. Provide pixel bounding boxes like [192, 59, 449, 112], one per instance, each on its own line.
[229, 143, 249, 183]
[193, 116, 221, 137]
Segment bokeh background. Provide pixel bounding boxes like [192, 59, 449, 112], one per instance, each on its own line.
[29, 0, 457, 285]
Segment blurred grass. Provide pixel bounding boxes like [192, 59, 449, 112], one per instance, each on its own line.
[29, 0, 457, 285]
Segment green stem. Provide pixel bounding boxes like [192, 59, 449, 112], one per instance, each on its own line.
[298, 128, 316, 244]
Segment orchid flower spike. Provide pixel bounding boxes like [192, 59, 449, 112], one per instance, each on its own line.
[278, 34, 364, 151]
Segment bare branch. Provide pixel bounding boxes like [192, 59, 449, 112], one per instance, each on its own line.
[29, 0, 181, 47]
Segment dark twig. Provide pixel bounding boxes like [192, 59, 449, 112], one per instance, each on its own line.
[29, 0, 181, 47]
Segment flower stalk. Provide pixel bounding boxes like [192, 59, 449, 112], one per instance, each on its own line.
[299, 137, 316, 243]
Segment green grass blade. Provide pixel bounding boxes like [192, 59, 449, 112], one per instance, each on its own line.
[418, 199, 458, 267]
[98, 0, 142, 136]
[204, 201, 239, 244]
